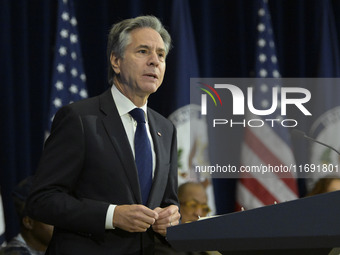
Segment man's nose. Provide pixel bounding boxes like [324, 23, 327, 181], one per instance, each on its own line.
[147, 52, 160, 66]
[194, 207, 203, 218]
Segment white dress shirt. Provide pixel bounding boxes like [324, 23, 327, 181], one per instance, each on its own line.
[105, 85, 156, 229]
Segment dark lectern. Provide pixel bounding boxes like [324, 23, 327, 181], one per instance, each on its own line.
[167, 190, 340, 255]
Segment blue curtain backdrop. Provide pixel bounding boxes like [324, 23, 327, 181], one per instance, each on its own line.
[1, 0, 340, 241]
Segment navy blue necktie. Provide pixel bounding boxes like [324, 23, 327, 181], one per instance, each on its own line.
[129, 108, 152, 205]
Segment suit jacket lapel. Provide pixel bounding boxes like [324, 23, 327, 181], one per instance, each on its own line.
[99, 90, 142, 204]
[147, 109, 168, 208]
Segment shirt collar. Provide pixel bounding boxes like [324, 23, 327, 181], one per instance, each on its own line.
[111, 84, 148, 119]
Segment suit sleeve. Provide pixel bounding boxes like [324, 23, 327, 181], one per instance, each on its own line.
[27, 106, 109, 236]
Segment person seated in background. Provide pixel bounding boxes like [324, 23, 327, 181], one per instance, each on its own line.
[0, 177, 53, 255]
[178, 182, 211, 223]
[307, 175, 340, 196]
[155, 182, 219, 255]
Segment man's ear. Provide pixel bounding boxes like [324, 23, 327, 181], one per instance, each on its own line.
[110, 53, 121, 75]
[22, 216, 34, 230]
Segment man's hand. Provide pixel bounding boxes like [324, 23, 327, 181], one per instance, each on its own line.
[152, 205, 180, 236]
[113, 205, 159, 232]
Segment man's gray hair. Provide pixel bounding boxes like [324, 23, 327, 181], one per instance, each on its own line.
[107, 15, 171, 85]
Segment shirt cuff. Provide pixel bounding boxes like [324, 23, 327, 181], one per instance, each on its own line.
[105, 204, 117, 229]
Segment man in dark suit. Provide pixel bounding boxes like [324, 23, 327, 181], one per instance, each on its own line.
[27, 15, 180, 255]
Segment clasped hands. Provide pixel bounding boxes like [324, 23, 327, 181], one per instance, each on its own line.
[113, 204, 180, 236]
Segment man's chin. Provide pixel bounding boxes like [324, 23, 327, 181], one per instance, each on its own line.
[141, 84, 160, 95]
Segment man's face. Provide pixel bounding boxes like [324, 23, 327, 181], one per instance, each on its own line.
[180, 185, 209, 223]
[111, 27, 166, 101]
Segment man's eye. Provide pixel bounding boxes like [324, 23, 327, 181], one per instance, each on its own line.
[138, 49, 147, 54]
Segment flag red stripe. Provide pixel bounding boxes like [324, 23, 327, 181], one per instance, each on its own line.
[239, 171, 279, 205]
[244, 128, 298, 194]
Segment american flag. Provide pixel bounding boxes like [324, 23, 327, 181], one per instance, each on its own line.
[236, 0, 298, 210]
[46, 0, 87, 136]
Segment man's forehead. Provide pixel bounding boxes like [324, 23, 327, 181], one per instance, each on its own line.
[130, 27, 165, 47]
[184, 187, 207, 201]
